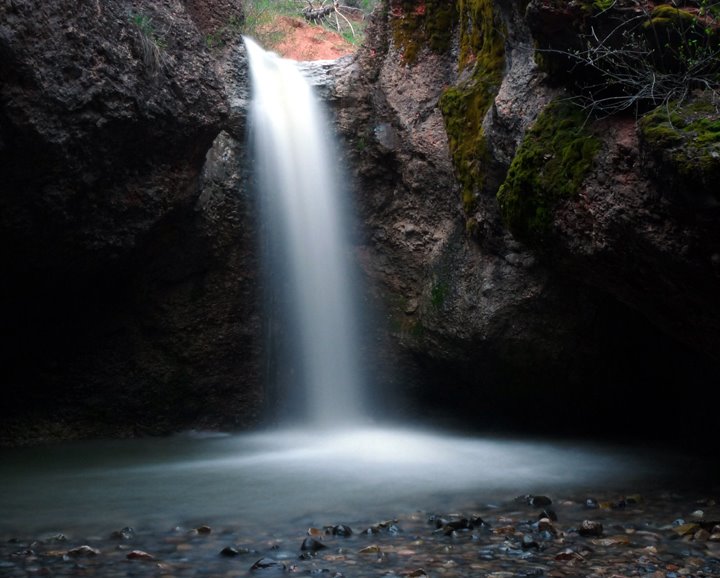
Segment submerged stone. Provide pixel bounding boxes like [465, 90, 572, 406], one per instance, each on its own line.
[301, 537, 327, 551]
[250, 558, 287, 572]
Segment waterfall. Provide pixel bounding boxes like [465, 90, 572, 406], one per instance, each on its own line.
[244, 37, 365, 427]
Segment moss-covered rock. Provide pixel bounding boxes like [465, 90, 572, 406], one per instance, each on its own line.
[389, 0, 457, 64]
[438, 0, 505, 214]
[638, 92, 720, 205]
[497, 101, 600, 241]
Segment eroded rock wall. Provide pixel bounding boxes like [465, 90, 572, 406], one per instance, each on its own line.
[0, 0, 262, 443]
[331, 0, 720, 436]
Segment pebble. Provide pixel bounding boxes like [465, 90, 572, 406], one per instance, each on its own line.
[579, 520, 604, 537]
[126, 549, 154, 560]
[3, 491, 720, 578]
[64, 545, 100, 558]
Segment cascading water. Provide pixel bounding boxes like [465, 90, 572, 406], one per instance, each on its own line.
[244, 37, 365, 427]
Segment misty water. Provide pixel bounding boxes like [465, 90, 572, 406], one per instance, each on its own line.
[0, 427, 701, 536]
[0, 40, 715, 542]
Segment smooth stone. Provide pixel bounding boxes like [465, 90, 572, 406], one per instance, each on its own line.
[126, 550, 154, 561]
[578, 520, 604, 537]
[64, 545, 100, 558]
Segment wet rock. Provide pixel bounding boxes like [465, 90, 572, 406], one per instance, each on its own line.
[331, 525, 353, 536]
[673, 523, 700, 536]
[591, 535, 631, 546]
[579, 520, 604, 537]
[110, 527, 135, 540]
[537, 518, 557, 536]
[694, 529, 711, 542]
[250, 558, 286, 572]
[585, 498, 599, 509]
[554, 548, 583, 561]
[221, 546, 250, 557]
[539, 509, 557, 522]
[437, 518, 474, 535]
[366, 520, 400, 534]
[515, 495, 551, 507]
[126, 550, 154, 561]
[195, 525, 212, 535]
[301, 538, 327, 552]
[358, 545, 382, 554]
[64, 545, 100, 558]
[298, 552, 315, 560]
[521, 534, 539, 550]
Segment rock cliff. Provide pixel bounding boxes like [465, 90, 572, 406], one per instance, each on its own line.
[0, 0, 261, 443]
[331, 0, 720, 436]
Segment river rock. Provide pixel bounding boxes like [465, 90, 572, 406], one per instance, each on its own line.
[300, 538, 327, 551]
[537, 518, 557, 536]
[64, 545, 100, 558]
[579, 520, 604, 537]
[110, 527, 135, 540]
[521, 534, 539, 549]
[331, 525, 353, 536]
[126, 550, 154, 561]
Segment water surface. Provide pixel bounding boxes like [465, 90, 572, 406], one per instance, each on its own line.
[0, 426, 702, 536]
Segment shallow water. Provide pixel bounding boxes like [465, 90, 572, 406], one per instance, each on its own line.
[0, 426, 709, 536]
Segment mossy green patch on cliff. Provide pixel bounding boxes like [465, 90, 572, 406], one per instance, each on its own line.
[496, 101, 599, 241]
[638, 93, 720, 202]
[438, 0, 505, 214]
[389, 1, 457, 64]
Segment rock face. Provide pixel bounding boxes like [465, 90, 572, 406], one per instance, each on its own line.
[0, 0, 262, 443]
[329, 0, 720, 435]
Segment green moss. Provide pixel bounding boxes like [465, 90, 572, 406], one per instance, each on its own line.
[638, 94, 720, 201]
[643, 4, 696, 28]
[430, 279, 448, 309]
[438, 0, 505, 214]
[389, 1, 457, 64]
[496, 101, 600, 241]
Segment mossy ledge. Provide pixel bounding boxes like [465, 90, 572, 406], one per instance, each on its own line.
[638, 92, 720, 205]
[496, 101, 600, 242]
[438, 0, 505, 215]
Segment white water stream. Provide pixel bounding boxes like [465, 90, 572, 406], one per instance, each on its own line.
[246, 37, 364, 426]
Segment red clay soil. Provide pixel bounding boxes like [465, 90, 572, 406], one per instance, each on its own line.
[269, 16, 357, 60]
